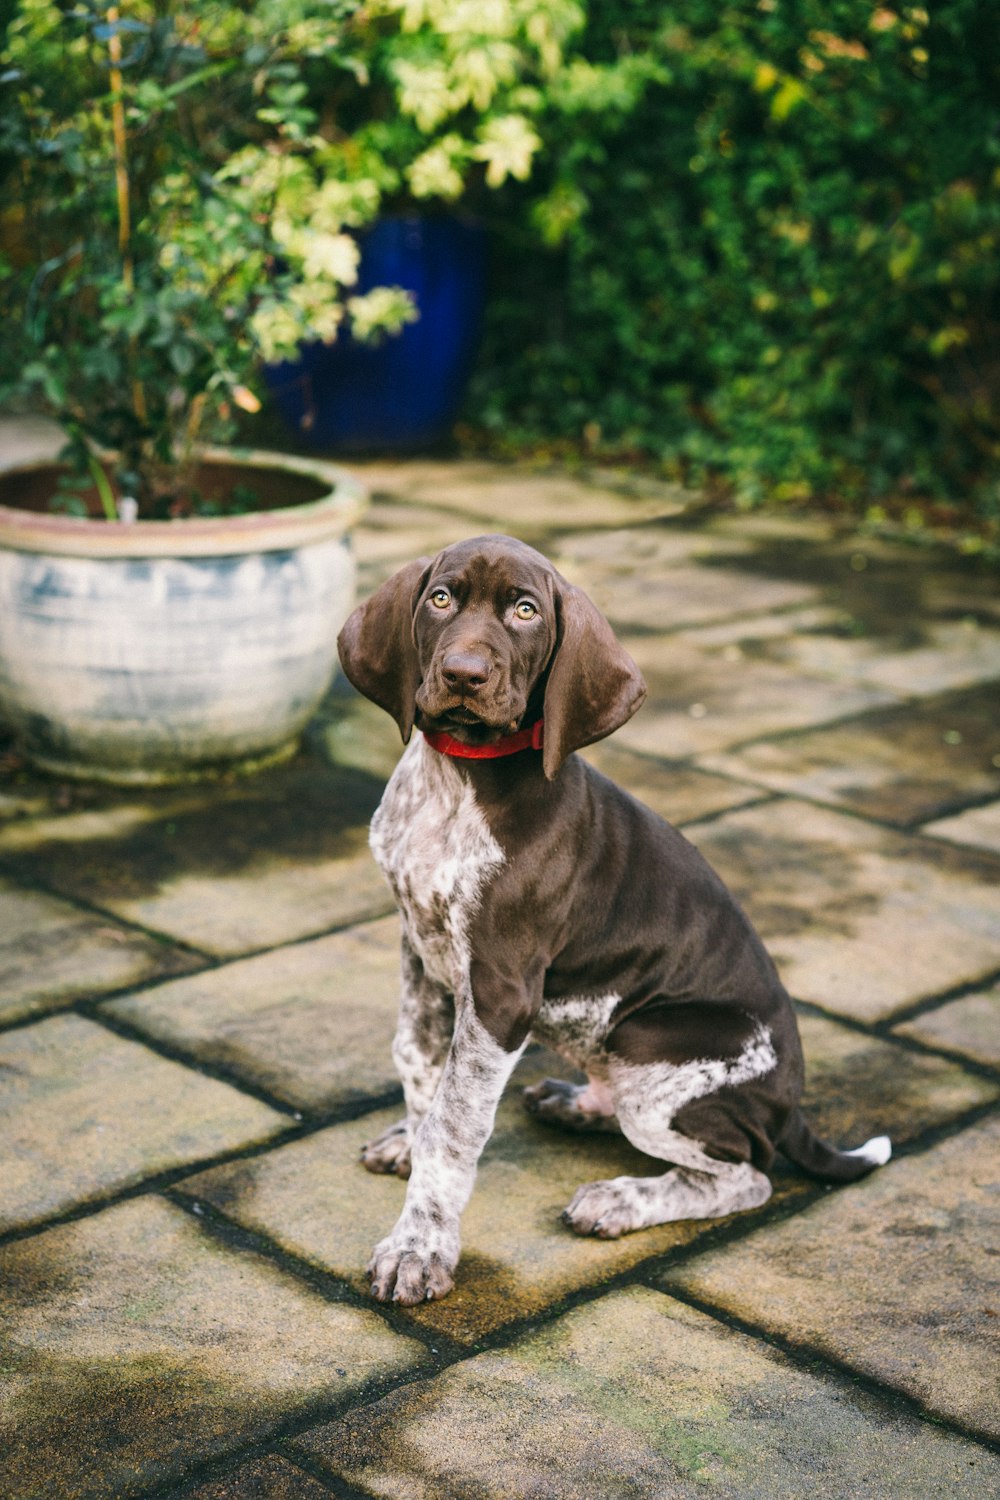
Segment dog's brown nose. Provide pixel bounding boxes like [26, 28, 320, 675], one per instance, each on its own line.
[442, 651, 492, 693]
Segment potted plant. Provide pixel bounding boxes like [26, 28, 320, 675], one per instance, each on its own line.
[0, 0, 407, 780]
[262, 0, 586, 449]
[0, 0, 586, 779]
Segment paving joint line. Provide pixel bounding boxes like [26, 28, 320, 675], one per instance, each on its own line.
[165, 1188, 469, 1364]
[0, 1089, 404, 1251]
[75, 1001, 307, 1117]
[0, 905, 401, 1043]
[875, 964, 1000, 1028]
[652, 1281, 1000, 1456]
[790, 993, 1000, 1085]
[0, 856, 218, 962]
[699, 684, 998, 762]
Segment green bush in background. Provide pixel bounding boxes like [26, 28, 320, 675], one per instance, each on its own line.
[465, 0, 1000, 527]
[2, 1, 996, 530]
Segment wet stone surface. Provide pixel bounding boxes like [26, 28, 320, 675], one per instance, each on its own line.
[0, 1012, 288, 1232]
[103, 915, 404, 1115]
[700, 683, 1000, 827]
[0, 1197, 425, 1499]
[2, 427, 999, 1497]
[661, 1114, 1000, 1442]
[291, 1287, 1000, 1500]
[687, 799, 1000, 1021]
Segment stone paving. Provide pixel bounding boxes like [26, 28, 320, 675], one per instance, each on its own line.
[1, 421, 999, 1498]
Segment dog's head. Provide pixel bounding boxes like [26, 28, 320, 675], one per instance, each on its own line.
[337, 535, 646, 779]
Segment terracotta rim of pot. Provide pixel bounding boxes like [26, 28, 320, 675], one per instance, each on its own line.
[0, 445, 367, 559]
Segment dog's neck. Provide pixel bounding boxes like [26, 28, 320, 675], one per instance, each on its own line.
[422, 719, 544, 761]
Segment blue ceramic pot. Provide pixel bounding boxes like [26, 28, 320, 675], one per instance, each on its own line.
[265, 215, 487, 451]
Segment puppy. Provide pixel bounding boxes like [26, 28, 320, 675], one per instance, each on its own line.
[338, 535, 890, 1304]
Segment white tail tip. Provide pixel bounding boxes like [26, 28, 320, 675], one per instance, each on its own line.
[847, 1134, 892, 1168]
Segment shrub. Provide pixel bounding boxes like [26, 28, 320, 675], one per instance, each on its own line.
[467, 0, 1000, 519]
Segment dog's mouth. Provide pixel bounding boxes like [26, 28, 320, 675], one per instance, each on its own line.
[416, 697, 523, 744]
[422, 709, 514, 744]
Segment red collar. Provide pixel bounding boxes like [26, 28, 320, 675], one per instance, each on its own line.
[423, 719, 544, 760]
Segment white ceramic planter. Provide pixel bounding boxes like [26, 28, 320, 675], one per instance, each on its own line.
[0, 447, 367, 782]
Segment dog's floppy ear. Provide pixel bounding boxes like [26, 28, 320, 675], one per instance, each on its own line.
[542, 583, 646, 779]
[337, 558, 432, 742]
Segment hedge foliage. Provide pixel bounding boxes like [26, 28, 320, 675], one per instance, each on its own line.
[465, 1, 1000, 519]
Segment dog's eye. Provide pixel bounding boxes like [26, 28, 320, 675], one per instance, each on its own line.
[429, 588, 452, 610]
[514, 600, 537, 620]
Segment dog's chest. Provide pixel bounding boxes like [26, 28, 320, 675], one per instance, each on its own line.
[370, 738, 504, 993]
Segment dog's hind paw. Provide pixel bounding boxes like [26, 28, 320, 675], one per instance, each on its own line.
[522, 1077, 620, 1133]
[561, 1178, 642, 1238]
[360, 1120, 413, 1178]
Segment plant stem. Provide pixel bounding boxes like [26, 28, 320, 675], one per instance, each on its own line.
[106, 5, 148, 427]
[85, 450, 119, 522]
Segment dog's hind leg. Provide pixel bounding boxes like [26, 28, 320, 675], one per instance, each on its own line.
[361, 934, 455, 1178]
[561, 1024, 778, 1238]
[562, 1128, 772, 1238]
[523, 1073, 621, 1133]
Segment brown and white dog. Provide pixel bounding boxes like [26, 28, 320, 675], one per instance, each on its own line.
[337, 535, 890, 1304]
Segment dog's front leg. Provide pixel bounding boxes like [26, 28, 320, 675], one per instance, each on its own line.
[361, 934, 454, 1178]
[367, 996, 527, 1304]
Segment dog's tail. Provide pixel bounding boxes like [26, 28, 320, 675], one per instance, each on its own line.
[777, 1108, 891, 1182]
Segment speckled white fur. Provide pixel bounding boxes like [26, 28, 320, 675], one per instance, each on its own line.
[368, 1003, 526, 1302]
[559, 1024, 779, 1238]
[370, 736, 504, 994]
[366, 737, 521, 1300]
[532, 991, 622, 1073]
[608, 1023, 778, 1159]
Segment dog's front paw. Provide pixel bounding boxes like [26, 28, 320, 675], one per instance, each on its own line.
[561, 1177, 645, 1239]
[367, 1234, 457, 1304]
[360, 1120, 413, 1178]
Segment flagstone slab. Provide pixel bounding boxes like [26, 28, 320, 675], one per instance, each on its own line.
[104, 916, 403, 1115]
[796, 1012, 997, 1149]
[291, 1286, 1000, 1499]
[896, 983, 1000, 1069]
[661, 1115, 1000, 1441]
[580, 742, 764, 826]
[551, 524, 757, 573]
[0, 1013, 287, 1231]
[0, 878, 196, 1025]
[760, 618, 1000, 696]
[346, 460, 683, 531]
[176, 1017, 988, 1348]
[680, 595, 1000, 698]
[615, 635, 898, 759]
[353, 493, 474, 578]
[176, 1078, 710, 1348]
[700, 685, 1000, 826]
[923, 799, 1000, 856]
[563, 562, 820, 634]
[0, 759, 393, 958]
[310, 681, 406, 782]
[0, 1196, 424, 1500]
[183, 1454, 340, 1499]
[686, 800, 1000, 1020]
